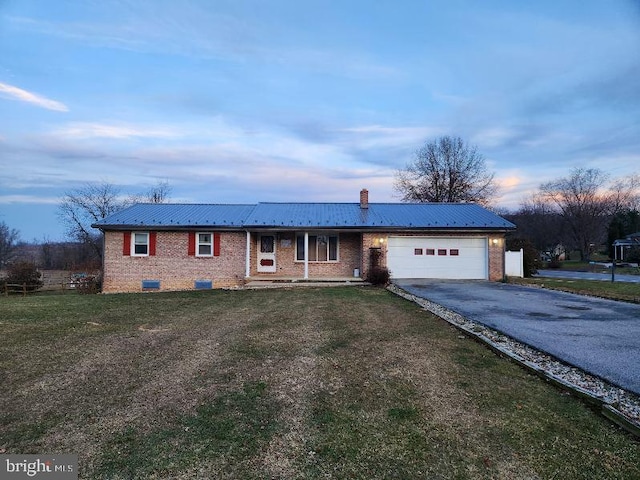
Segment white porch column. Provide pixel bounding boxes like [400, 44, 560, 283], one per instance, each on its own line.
[245, 231, 251, 278]
[304, 232, 309, 279]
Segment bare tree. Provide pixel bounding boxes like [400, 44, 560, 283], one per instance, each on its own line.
[58, 183, 125, 261]
[507, 194, 566, 255]
[0, 221, 20, 267]
[146, 180, 172, 203]
[59, 181, 172, 263]
[394, 136, 497, 205]
[609, 174, 640, 212]
[127, 180, 172, 205]
[539, 168, 619, 260]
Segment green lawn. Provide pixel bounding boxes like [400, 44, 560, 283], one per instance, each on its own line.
[1, 287, 639, 479]
[512, 277, 640, 303]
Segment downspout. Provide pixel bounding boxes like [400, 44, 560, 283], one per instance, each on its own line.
[100, 229, 106, 292]
[245, 231, 251, 278]
[304, 232, 309, 279]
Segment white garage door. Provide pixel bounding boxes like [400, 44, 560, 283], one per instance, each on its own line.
[387, 237, 488, 279]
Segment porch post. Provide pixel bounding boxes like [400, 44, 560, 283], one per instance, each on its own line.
[245, 231, 251, 278]
[304, 232, 309, 279]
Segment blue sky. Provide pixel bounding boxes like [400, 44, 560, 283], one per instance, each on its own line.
[1, 0, 639, 242]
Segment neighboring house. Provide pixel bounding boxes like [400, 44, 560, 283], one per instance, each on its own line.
[92, 189, 515, 293]
[613, 232, 640, 262]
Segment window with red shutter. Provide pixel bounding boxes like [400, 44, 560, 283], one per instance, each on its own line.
[131, 232, 150, 256]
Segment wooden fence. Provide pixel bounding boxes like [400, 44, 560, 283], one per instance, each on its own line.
[3, 281, 78, 296]
[1, 270, 100, 296]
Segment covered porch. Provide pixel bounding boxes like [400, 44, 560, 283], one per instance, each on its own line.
[243, 230, 363, 281]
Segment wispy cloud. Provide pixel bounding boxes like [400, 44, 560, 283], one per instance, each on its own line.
[0, 82, 68, 112]
[7, 10, 400, 82]
[0, 194, 60, 205]
[339, 125, 441, 147]
[53, 122, 180, 140]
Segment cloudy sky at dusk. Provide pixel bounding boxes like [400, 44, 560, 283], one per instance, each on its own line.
[1, 0, 639, 241]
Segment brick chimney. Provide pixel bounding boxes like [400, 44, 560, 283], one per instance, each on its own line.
[360, 188, 369, 209]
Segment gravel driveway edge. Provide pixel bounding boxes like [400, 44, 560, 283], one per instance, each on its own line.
[388, 284, 640, 438]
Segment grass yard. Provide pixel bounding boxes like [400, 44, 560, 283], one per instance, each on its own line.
[542, 260, 640, 276]
[1, 287, 639, 479]
[511, 277, 640, 303]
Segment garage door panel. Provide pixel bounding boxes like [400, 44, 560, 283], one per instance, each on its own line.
[387, 237, 487, 279]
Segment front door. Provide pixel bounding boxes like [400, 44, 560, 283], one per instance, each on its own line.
[257, 235, 276, 273]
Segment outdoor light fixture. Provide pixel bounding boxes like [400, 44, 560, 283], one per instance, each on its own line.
[492, 238, 499, 245]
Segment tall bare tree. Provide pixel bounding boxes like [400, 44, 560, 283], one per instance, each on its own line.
[0, 221, 20, 267]
[609, 174, 640, 212]
[59, 181, 172, 262]
[394, 136, 497, 205]
[58, 183, 125, 261]
[538, 168, 634, 260]
[508, 194, 566, 255]
[146, 180, 172, 203]
[128, 180, 173, 204]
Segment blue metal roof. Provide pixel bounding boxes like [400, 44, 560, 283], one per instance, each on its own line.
[247, 202, 514, 229]
[92, 203, 255, 228]
[93, 202, 515, 230]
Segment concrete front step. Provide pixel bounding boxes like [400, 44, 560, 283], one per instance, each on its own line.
[245, 277, 367, 288]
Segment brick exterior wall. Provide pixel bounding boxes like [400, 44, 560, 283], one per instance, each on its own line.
[102, 229, 507, 292]
[361, 232, 386, 280]
[102, 230, 247, 293]
[487, 235, 506, 281]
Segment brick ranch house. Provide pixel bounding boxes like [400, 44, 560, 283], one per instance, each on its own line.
[92, 189, 515, 293]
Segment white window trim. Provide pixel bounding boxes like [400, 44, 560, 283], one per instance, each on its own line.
[196, 232, 213, 257]
[132, 232, 150, 257]
[295, 233, 339, 263]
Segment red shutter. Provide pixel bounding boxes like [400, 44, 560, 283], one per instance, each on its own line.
[149, 232, 157, 256]
[188, 232, 196, 256]
[213, 233, 221, 256]
[123, 232, 131, 256]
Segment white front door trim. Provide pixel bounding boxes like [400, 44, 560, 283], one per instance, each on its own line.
[257, 234, 277, 273]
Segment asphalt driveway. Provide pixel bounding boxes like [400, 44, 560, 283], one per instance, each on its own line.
[394, 279, 640, 395]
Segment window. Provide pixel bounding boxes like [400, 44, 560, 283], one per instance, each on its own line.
[296, 234, 338, 262]
[426, 249, 435, 256]
[438, 249, 447, 256]
[197, 233, 213, 256]
[414, 248, 423, 255]
[261, 235, 274, 253]
[188, 232, 220, 256]
[450, 249, 459, 256]
[132, 232, 149, 256]
[124, 231, 156, 256]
